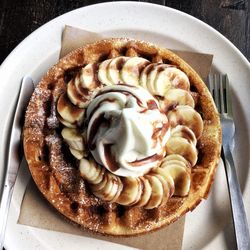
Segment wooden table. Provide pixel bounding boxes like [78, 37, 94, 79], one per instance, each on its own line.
[0, 1, 248, 249]
[0, 0, 249, 63]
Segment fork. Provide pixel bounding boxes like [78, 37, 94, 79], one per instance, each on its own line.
[208, 74, 250, 250]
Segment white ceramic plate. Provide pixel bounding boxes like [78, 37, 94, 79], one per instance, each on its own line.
[1, 2, 250, 249]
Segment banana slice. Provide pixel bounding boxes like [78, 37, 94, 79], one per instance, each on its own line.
[144, 175, 163, 209]
[133, 177, 152, 207]
[160, 89, 195, 111]
[161, 67, 190, 90]
[121, 57, 149, 86]
[161, 156, 189, 170]
[164, 154, 190, 165]
[154, 167, 175, 197]
[88, 164, 102, 183]
[57, 93, 85, 126]
[116, 177, 142, 206]
[58, 115, 76, 128]
[107, 56, 128, 84]
[69, 147, 84, 160]
[73, 74, 86, 97]
[140, 64, 156, 90]
[170, 125, 197, 145]
[146, 64, 163, 94]
[93, 172, 114, 200]
[61, 127, 84, 151]
[99, 173, 115, 199]
[93, 173, 116, 201]
[77, 63, 99, 92]
[152, 65, 176, 96]
[79, 158, 102, 183]
[105, 176, 121, 202]
[110, 176, 123, 202]
[151, 173, 170, 206]
[91, 167, 105, 185]
[166, 136, 198, 166]
[162, 159, 187, 169]
[98, 59, 113, 86]
[161, 161, 191, 196]
[143, 64, 169, 95]
[91, 174, 108, 192]
[94, 173, 122, 202]
[104, 174, 123, 202]
[168, 105, 203, 139]
[67, 79, 89, 108]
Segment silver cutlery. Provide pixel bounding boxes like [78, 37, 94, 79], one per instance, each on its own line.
[208, 74, 250, 250]
[0, 77, 34, 249]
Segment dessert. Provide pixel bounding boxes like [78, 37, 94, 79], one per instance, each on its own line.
[23, 38, 221, 235]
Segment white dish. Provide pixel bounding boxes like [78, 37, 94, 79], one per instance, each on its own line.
[1, 2, 249, 249]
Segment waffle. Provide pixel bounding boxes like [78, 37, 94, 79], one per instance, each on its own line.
[23, 38, 221, 236]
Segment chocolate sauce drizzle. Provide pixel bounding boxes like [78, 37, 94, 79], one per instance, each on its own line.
[87, 87, 168, 172]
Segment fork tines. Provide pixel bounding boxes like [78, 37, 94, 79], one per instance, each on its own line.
[208, 74, 232, 115]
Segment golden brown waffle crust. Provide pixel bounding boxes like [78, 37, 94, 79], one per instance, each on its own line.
[23, 38, 221, 236]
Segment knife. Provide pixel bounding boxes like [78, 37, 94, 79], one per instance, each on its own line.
[0, 77, 34, 249]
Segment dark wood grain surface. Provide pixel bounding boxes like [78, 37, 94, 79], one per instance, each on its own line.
[0, 0, 249, 64]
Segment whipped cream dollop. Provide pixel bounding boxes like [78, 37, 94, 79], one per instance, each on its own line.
[86, 84, 170, 177]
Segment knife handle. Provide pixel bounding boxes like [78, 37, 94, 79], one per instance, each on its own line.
[0, 183, 14, 249]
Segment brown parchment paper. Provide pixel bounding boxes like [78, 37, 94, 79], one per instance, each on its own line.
[18, 25, 213, 250]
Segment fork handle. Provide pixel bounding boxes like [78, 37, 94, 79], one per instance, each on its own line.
[0, 183, 13, 250]
[223, 145, 250, 250]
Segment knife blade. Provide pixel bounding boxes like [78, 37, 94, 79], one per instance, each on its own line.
[0, 76, 34, 249]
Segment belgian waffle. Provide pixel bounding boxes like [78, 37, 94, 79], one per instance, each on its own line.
[23, 38, 221, 236]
